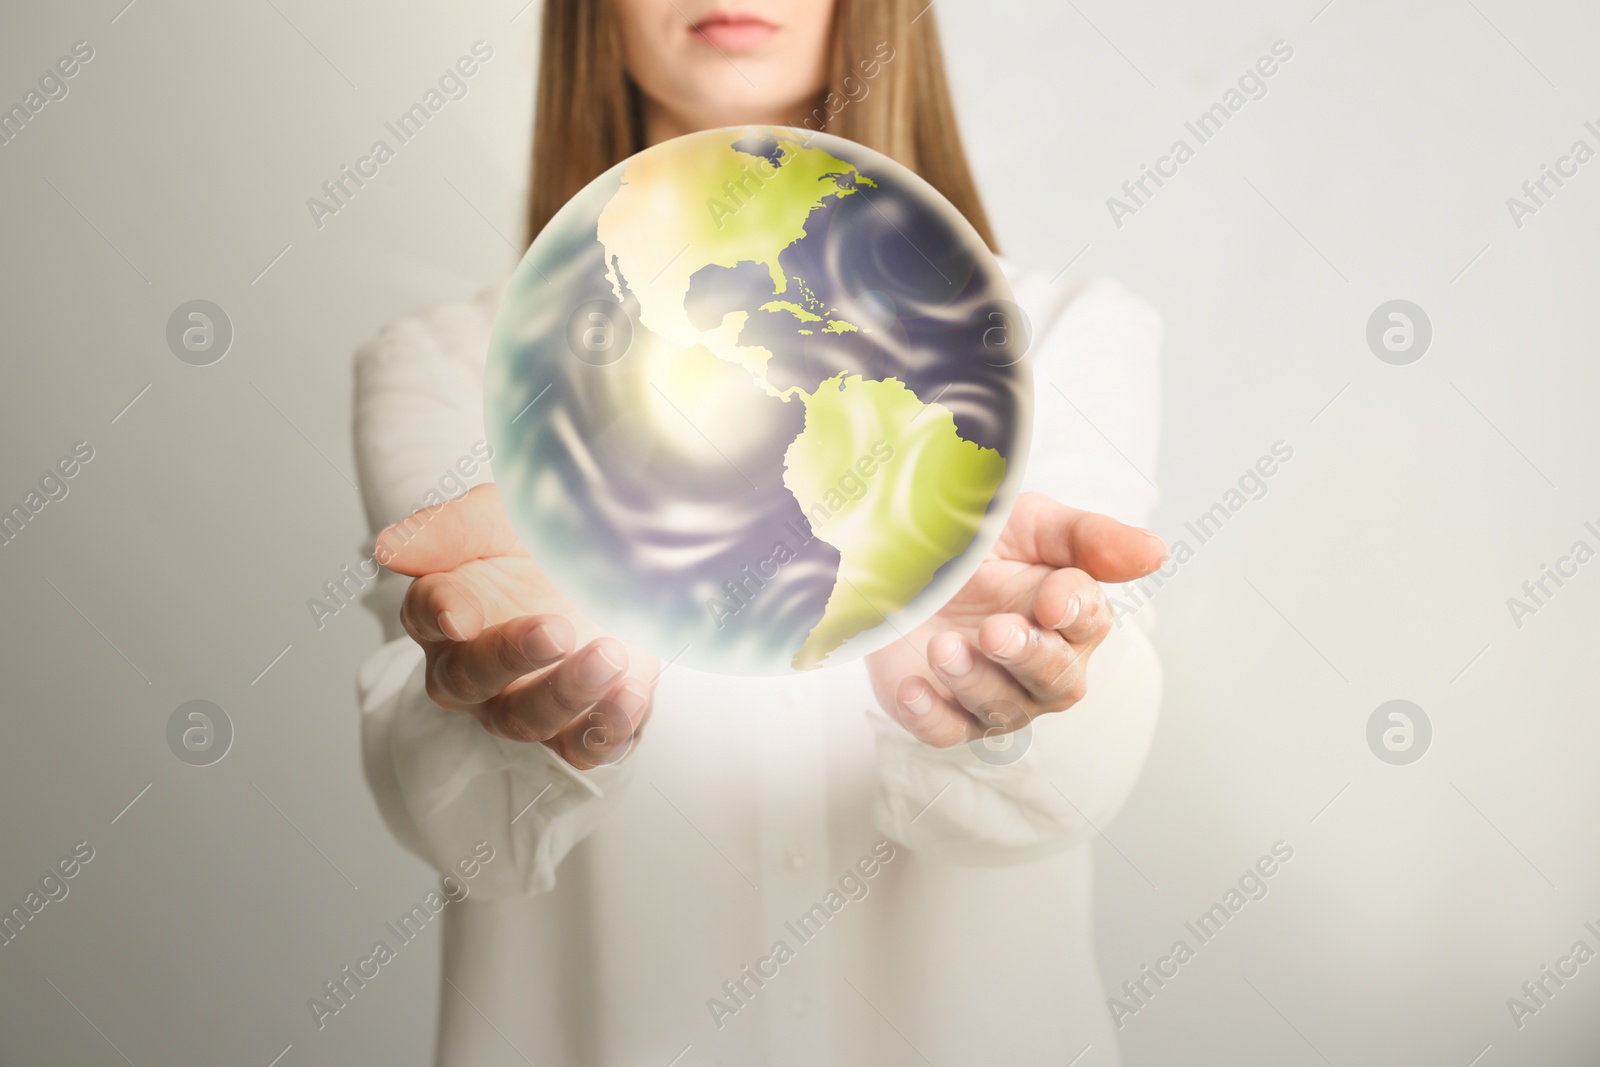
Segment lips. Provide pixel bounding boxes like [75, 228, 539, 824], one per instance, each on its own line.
[690, 11, 777, 51]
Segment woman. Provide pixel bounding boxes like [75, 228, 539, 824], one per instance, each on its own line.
[354, 0, 1166, 1063]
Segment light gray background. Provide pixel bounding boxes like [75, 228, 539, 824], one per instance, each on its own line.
[2, 1, 1597, 1064]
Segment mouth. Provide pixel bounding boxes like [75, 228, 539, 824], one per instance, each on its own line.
[689, 10, 778, 52]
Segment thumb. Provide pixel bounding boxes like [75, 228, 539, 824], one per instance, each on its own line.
[1007, 493, 1167, 583]
[375, 483, 527, 577]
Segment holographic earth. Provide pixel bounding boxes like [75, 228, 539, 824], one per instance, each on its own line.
[486, 126, 1032, 675]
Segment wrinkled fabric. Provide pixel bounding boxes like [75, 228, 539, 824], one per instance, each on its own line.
[353, 264, 1164, 1066]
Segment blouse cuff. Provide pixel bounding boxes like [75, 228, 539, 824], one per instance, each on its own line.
[868, 613, 1162, 866]
[358, 637, 637, 898]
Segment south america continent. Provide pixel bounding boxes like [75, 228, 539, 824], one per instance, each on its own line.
[783, 374, 1007, 670]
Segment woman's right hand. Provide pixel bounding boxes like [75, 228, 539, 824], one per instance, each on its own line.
[375, 483, 657, 770]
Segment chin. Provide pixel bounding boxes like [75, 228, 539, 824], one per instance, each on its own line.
[686, 90, 822, 132]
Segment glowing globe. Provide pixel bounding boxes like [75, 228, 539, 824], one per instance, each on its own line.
[485, 126, 1032, 676]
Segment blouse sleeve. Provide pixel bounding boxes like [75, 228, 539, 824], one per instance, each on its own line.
[351, 287, 637, 898]
[867, 272, 1166, 865]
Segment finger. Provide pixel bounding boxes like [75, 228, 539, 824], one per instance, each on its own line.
[892, 674, 975, 749]
[1028, 568, 1113, 646]
[926, 631, 1038, 730]
[424, 615, 575, 708]
[483, 637, 631, 743]
[977, 612, 1090, 709]
[547, 680, 652, 770]
[376, 483, 525, 577]
[401, 570, 493, 644]
[1006, 492, 1167, 583]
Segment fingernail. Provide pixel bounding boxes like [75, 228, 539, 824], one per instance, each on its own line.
[904, 687, 933, 716]
[439, 611, 467, 642]
[933, 639, 972, 678]
[577, 643, 625, 688]
[521, 622, 566, 663]
[994, 623, 1028, 661]
[1050, 595, 1081, 631]
[614, 681, 650, 724]
[1142, 529, 1169, 563]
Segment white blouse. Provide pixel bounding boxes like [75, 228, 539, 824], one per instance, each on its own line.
[352, 262, 1165, 1067]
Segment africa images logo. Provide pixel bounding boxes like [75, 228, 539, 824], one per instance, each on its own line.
[704, 840, 896, 1030]
[305, 842, 496, 1030]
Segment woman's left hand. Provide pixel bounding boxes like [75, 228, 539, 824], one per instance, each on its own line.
[864, 492, 1167, 748]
